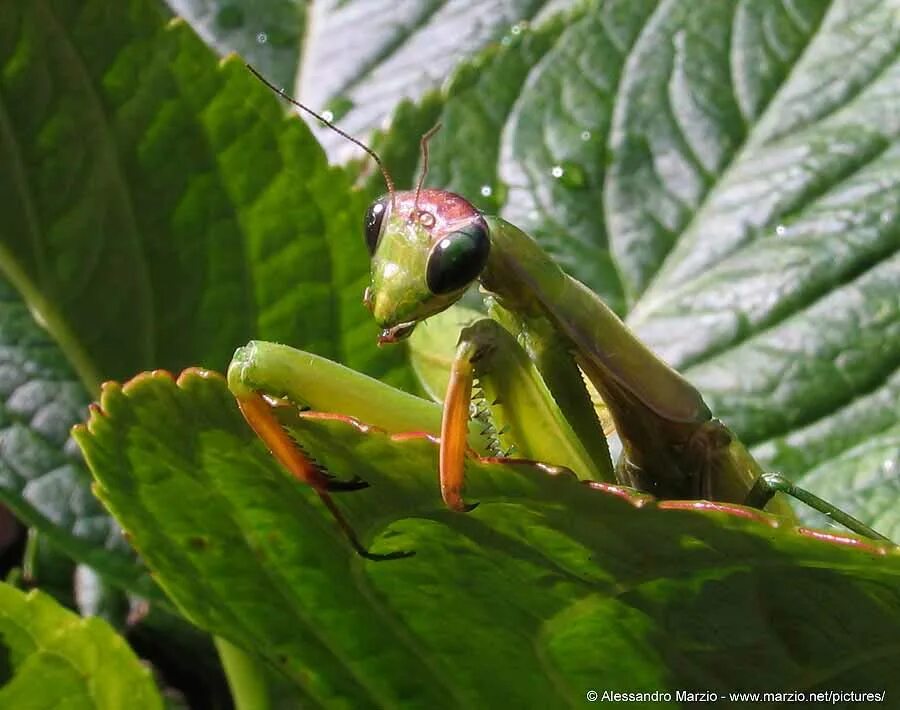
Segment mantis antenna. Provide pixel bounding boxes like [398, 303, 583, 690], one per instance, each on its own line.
[412, 122, 443, 217]
[245, 63, 396, 206]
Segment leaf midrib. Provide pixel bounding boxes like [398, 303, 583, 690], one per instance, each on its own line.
[0, 0, 160, 395]
[0, 90, 107, 395]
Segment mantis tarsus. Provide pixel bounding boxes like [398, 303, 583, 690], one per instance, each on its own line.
[228, 65, 891, 559]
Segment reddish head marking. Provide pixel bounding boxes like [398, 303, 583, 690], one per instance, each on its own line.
[389, 188, 483, 240]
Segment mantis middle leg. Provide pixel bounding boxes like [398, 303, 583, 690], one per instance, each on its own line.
[438, 317, 617, 511]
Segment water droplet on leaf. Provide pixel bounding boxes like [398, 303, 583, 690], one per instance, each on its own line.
[580, 131, 591, 141]
[775, 224, 786, 236]
[480, 185, 493, 197]
[324, 96, 355, 122]
[256, 32, 268, 44]
[551, 161, 587, 188]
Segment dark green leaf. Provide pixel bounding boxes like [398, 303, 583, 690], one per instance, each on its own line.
[169, 1, 578, 156]
[0, 277, 154, 597]
[0, 0, 412, 391]
[164, 0, 306, 90]
[77, 371, 900, 705]
[301, 0, 563, 152]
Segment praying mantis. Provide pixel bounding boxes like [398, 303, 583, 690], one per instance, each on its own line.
[227, 66, 890, 559]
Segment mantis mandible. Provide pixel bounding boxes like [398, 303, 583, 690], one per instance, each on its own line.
[228, 66, 890, 559]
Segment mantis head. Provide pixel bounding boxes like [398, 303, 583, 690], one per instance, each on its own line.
[364, 189, 490, 345]
[242, 66, 488, 345]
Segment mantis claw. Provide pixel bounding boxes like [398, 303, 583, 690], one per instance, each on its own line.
[373, 550, 417, 561]
[441, 483, 478, 509]
[317, 492, 415, 561]
[322, 475, 370, 492]
[232, 390, 413, 560]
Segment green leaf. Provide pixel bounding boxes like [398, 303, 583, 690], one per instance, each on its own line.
[0, 0, 412, 391]
[76, 371, 900, 704]
[302, 0, 572, 155]
[365, 91, 446, 198]
[0, 582, 162, 709]
[1, 0, 426, 599]
[163, 0, 307, 91]
[167, 0, 577, 155]
[0, 276, 154, 598]
[401, 0, 900, 531]
[426, 0, 660, 311]
[408, 303, 485, 401]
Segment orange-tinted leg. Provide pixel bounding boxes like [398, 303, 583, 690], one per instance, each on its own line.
[439, 339, 483, 512]
[235, 391, 411, 560]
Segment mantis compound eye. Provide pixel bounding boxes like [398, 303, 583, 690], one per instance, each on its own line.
[426, 218, 490, 295]
[364, 197, 389, 255]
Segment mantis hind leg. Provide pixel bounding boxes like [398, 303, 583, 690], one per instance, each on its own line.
[744, 472, 892, 543]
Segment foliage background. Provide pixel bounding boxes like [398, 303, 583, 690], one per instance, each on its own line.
[0, 0, 898, 707]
